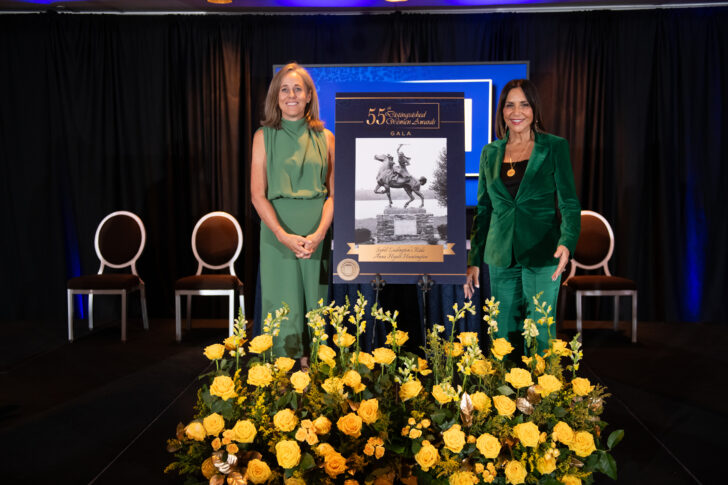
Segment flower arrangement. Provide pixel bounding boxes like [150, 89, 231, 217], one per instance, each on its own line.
[166, 294, 623, 485]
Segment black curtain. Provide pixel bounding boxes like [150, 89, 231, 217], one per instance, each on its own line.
[1, 8, 726, 327]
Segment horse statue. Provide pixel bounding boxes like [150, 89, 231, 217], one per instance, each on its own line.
[373, 145, 427, 208]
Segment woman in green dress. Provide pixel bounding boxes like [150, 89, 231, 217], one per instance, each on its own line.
[251, 63, 335, 359]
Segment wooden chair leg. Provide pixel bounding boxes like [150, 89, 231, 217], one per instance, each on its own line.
[67, 290, 74, 342]
[632, 291, 638, 343]
[576, 291, 583, 342]
[175, 293, 182, 342]
[613, 295, 620, 332]
[89, 294, 94, 330]
[229, 292, 235, 337]
[186, 295, 192, 330]
[140, 284, 150, 330]
[121, 291, 127, 342]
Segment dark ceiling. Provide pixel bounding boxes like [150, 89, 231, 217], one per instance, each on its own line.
[0, 0, 722, 14]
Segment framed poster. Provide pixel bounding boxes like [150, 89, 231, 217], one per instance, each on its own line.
[333, 92, 466, 285]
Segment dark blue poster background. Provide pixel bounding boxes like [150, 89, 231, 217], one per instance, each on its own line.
[333, 92, 465, 285]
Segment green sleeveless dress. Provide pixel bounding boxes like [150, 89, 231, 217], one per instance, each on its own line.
[260, 118, 329, 358]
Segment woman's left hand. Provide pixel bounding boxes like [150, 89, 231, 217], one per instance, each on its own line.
[302, 232, 325, 259]
[552, 245, 570, 281]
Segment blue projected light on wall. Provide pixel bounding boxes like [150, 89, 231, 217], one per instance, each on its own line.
[278, 63, 529, 206]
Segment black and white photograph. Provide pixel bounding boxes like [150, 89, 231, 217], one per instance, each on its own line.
[354, 137, 448, 245]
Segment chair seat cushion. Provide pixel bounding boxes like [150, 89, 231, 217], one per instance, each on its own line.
[68, 274, 141, 290]
[175, 274, 243, 291]
[565, 275, 637, 291]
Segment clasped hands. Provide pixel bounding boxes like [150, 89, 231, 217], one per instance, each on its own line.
[279, 232, 324, 259]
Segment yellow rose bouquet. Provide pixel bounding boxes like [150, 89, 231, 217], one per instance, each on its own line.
[165, 294, 623, 485]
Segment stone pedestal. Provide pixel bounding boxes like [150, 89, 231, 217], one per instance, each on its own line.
[375, 207, 436, 243]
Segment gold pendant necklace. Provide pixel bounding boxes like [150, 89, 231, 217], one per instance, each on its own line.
[506, 140, 531, 177]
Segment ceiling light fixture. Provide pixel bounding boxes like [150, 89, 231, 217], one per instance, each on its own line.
[385, 0, 409, 3]
[207, 0, 232, 4]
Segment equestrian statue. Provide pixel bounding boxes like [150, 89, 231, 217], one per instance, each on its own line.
[373, 144, 427, 208]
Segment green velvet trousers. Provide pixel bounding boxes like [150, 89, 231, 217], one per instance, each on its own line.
[488, 263, 560, 356]
[260, 198, 329, 359]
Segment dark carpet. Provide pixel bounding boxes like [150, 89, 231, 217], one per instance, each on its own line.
[0, 317, 723, 484]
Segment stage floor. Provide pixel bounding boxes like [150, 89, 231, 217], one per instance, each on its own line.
[1, 317, 723, 484]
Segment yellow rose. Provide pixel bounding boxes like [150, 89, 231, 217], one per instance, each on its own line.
[324, 451, 348, 478]
[273, 409, 299, 432]
[569, 431, 597, 457]
[202, 413, 225, 436]
[352, 351, 375, 370]
[552, 421, 574, 445]
[561, 475, 582, 485]
[476, 432, 501, 458]
[385, 329, 409, 346]
[513, 421, 540, 448]
[290, 371, 310, 393]
[444, 341, 464, 357]
[537, 374, 563, 397]
[471, 392, 492, 413]
[344, 481, 359, 485]
[442, 424, 466, 453]
[470, 359, 495, 376]
[334, 332, 356, 348]
[409, 428, 422, 439]
[493, 395, 516, 417]
[504, 460, 527, 484]
[431, 384, 454, 404]
[248, 334, 273, 354]
[536, 456, 556, 475]
[210, 375, 238, 400]
[275, 357, 296, 373]
[571, 377, 594, 396]
[337, 412, 363, 438]
[322, 377, 345, 395]
[505, 368, 534, 389]
[457, 331, 479, 346]
[184, 421, 206, 441]
[372, 347, 396, 365]
[399, 379, 423, 402]
[343, 370, 365, 392]
[201, 457, 216, 478]
[312, 415, 332, 434]
[318, 344, 337, 366]
[247, 365, 273, 387]
[315, 442, 336, 457]
[204, 343, 225, 360]
[231, 419, 257, 443]
[226, 443, 239, 454]
[491, 338, 514, 360]
[414, 440, 440, 471]
[357, 398, 379, 424]
[275, 440, 301, 469]
[246, 458, 271, 484]
[284, 478, 306, 485]
[449, 471, 479, 485]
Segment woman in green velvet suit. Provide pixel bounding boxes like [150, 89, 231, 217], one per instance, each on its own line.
[464, 79, 580, 355]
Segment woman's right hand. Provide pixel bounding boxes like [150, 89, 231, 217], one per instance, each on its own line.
[464, 265, 480, 300]
[277, 232, 313, 259]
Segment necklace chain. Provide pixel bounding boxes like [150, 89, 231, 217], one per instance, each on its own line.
[506, 140, 532, 177]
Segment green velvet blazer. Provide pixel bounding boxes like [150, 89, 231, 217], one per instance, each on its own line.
[468, 131, 581, 268]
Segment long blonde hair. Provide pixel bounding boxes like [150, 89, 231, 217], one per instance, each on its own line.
[262, 62, 324, 131]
